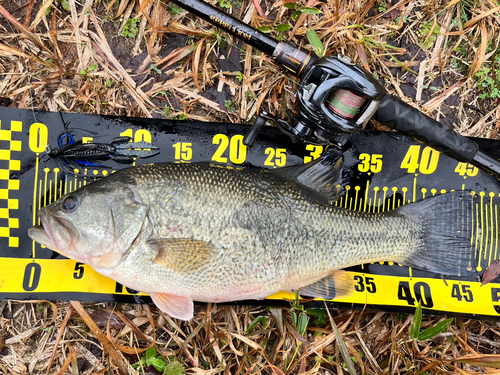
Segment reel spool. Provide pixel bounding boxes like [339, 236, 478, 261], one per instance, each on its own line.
[291, 55, 387, 144]
[327, 89, 368, 120]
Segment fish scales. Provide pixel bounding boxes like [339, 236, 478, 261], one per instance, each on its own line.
[29, 155, 477, 320]
[113, 163, 413, 299]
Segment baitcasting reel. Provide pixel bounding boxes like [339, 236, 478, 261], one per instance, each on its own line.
[244, 55, 386, 147]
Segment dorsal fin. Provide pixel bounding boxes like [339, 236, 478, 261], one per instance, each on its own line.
[271, 149, 347, 204]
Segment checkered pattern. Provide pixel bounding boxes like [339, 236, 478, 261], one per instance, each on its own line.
[0, 120, 22, 247]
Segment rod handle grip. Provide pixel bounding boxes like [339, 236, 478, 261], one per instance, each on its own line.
[373, 94, 478, 162]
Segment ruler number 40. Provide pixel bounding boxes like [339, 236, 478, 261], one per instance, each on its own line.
[397, 281, 434, 308]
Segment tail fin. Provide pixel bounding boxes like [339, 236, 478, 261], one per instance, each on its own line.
[397, 191, 496, 276]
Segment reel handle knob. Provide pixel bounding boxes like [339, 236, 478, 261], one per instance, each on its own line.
[243, 113, 270, 148]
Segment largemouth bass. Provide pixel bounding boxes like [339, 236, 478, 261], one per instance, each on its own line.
[28, 153, 475, 320]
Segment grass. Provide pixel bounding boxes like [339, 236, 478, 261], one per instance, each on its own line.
[1, 0, 500, 373]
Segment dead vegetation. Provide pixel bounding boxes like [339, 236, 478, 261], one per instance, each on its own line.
[1, 0, 500, 373]
[2, 299, 500, 374]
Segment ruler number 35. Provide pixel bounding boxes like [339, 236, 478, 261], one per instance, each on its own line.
[354, 275, 377, 293]
[358, 154, 383, 173]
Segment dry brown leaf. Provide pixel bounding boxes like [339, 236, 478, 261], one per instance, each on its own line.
[115, 0, 132, 19]
[91, 309, 127, 330]
[289, 0, 318, 39]
[193, 38, 206, 92]
[469, 22, 489, 78]
[422, 78, 466, 112]
[139, 0, 152, 15]
[482, 260, 500, 285]
[154, 20, 213, 37]
[272, 0, 297, 7]
[45, 306, 74, 375]
[31, 0, 53, 30]
[0, 324, 5, 354]
[252, 0, 269, 20]
[0, 4, 46, 51]
[172, 86, 228, 114]
[0, 43, 30, 58]
[464, 5, 500, 29]
[53, 344, 76, 375]
[356, 43, 370, 71]
[157, 45, 193, 70]
[107, 0, 118, 14]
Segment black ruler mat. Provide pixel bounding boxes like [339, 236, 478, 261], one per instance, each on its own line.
[1, 107, 499, 320]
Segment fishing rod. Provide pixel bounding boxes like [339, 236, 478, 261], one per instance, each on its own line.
[166, 0, 500, 177]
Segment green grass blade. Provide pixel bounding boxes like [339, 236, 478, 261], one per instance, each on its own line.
[306, 29, 324, 58]
[410, 303, 422, 340]
[417, 318, 453, 341]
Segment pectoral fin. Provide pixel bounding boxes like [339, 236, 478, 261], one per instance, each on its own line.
[150, 292, 194, 320]
[150, 238, 215, 274]
[298, 270, 355, 300]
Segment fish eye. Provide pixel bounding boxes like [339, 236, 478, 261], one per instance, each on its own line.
[61, 196, 79, 213]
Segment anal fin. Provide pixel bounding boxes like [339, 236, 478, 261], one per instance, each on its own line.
[298, 270, 355, 300]
[150, 292, 194, 320]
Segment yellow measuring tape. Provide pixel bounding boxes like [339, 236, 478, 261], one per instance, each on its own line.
[2, 258, 499, 317]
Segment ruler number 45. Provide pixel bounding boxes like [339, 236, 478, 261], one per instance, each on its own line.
[451, 284, 473, 302]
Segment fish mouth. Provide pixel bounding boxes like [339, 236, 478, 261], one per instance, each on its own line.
[28, 210, 75, 254]
[28, 225, 55, 249]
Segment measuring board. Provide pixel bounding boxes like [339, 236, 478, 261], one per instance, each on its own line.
[1, 106, 500, 320]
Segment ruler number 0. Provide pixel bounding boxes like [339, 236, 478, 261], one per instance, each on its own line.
[29, 123, 48, 153]
[22, 263, 42, 291]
